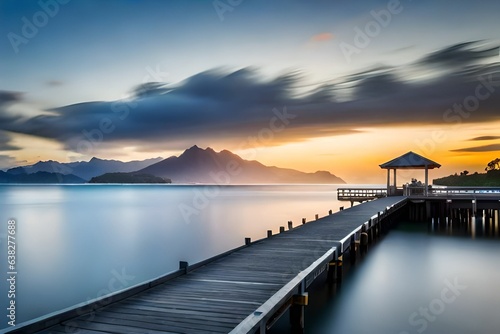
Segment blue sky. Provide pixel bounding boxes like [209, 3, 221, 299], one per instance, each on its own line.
[2, 0, 498, 105]
[0, 0, 499, 181]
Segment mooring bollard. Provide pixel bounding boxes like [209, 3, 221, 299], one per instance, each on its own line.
[245, 237, 251, 245]
[179, 261, 189, 274]
[315, 214, 319, 220]
[288, 221, 293, 230]
[340, 206, 344, 211]
[280, 226, 285, 233]
[267, 230, 273, 238]
[329, 209, 333, 215]
[302, 218, 306, 224]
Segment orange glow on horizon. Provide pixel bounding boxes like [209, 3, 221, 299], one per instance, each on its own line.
[6, 122, 500, 184]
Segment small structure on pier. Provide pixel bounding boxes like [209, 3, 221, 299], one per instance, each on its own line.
[380, 151, 441, 196]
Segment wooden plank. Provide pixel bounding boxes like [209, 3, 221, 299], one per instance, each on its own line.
[36, 327, 107, 334]
[80, 313, 234, 334]
[61, 319, 177, 334]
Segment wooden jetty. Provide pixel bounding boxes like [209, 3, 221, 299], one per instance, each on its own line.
[11, 197, 407, 334]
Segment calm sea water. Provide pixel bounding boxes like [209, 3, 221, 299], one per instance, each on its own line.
[0, 184, 347, 330]
[1, 185, 499, 333]
[300, 222, 500, 334]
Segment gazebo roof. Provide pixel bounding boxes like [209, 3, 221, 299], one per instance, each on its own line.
[379, 151, 441, 170]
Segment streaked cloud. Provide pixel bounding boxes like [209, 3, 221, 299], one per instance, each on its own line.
[0, 131, 20, 151]
[0, 155, 18, 170]
[0, 42, 499, 156]
[46, 80, 64, 87]
[451, 144, 500, 152]
[417, 42, 499, 68]
[310, 32, 334, 42]
[469, 136, 500, 141]
[0, 91, 23, 105]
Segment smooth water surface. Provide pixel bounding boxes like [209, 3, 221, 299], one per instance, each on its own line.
[304, 223, 500, 334]
[0, 184, 346, 329]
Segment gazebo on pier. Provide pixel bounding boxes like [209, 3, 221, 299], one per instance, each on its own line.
[379, 151, 441, 196]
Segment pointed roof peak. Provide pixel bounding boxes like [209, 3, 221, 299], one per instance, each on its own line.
[380, 151, 441, 169]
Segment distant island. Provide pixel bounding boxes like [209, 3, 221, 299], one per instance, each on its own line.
[434, 158, 500, 186]
[434, 170, 500, 186]
[0, 171, 86, 184]
[1, 145, 345, 184]
[89, 173, 171, 184]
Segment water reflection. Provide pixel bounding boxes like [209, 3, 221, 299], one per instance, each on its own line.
[429, 212, 500, 240]
[300, 221, 500, 334]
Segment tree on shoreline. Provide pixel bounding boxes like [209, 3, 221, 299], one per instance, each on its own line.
[485, 158, 500, 171]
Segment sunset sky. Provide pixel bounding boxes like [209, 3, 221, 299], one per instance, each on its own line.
[1, 0, 499, 183]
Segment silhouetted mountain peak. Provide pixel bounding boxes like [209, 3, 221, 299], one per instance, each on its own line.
[181, 145, 202, 156]
[139, 146, 346, 184]
[187, 145, 201, 151]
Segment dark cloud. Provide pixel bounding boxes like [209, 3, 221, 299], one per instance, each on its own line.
[470, 136, 500, 141]
[0, 91, 23, 105]
[1, 42, 500, 154]
[133, 82, 170, 98]
[0, 131, 21, 151]
[451, 144, 500, 153]
[418, 41, 499, 68]
[0, 155, 18, 170]
[0, 91, 24, 124]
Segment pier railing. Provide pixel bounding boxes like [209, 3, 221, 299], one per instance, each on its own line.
[337, 188, 387, 203]
[339, 186, 500, 203]
[427, 186, 500, 196]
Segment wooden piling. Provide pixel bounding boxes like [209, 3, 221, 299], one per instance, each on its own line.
[360, 232, 368, 254]
[302, 218, 306, 225]
[288, 221, 293, 230]
[290, 283, 307, 334]
[376, 212, 381, 237]
[280, 226, 285, 233]
[329, 209, 333, 215]
[245, 237, 251, 245]
[350, 234, 356, 264]
[368, 219, 373, 244]
[315, 214, 319, 220]
[327, 261, 336, 284]
[267, 230, 273, 238]
[336, 256, 343, 285]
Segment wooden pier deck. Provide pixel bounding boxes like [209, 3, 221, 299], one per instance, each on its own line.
[14, 196, 407, 334]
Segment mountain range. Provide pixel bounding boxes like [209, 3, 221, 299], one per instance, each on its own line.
[2, 146, 345, 184]
[6, 157, 163, 181]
